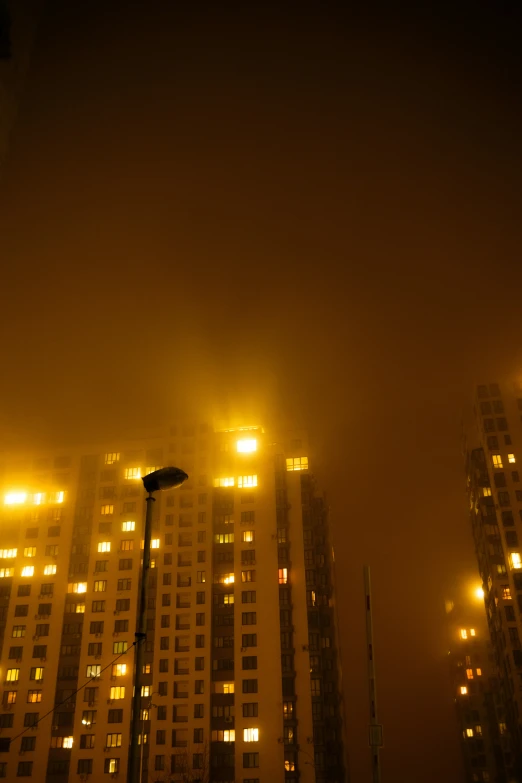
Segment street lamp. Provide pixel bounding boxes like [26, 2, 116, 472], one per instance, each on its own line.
[128, 467, 188, 783]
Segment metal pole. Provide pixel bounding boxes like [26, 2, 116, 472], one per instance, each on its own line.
[128, 492, 155, 783]
[364, 565, 382, 783]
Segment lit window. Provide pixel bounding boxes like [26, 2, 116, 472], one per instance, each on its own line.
[21, 566, 34, 577]
[214, 533, 234, 544]
[492, 454, 503, 468]
[466, 728, 474, 737]
[106, 733, 122, 747]
[242, 531, 255, 543]
[151, 539, 160, 549]
[238, 475, 258, 488]
[112, 664, 127, 677]
[6, 668, 19, 682]
[27, 690, 42, 703]
[75, 603, 86, 613]
[98, 541, 111, 553]
[141, 686, 150, 697]
[0, 549, 17, 558]
[460, 686, 468, 695]
[279, 568, 288, 585]
[124, 468, 141, 480]
[29, 667, 43, 680]
[285, 760, 295, 772]
[87, 664, 101, 679]
[222, 574, 234, 585]
[286, 457, 308, 472]
[223, 683, 234, 694]
[105, 452, 120, 465]
[49, 491, 65, 504]
[510, 552, 522, 570]
[32, 492, 46, 505]
[509, 454, 516, 463]
[24, 547, 36, 557]
[107, 759, 119, 774]
[476, 668, 482, 677]
[214, 477, 235, 488]
[44, 565, 56, 575]
[122, 521, 135, 532]
[0, 568, 14, 577]
[482, 487, 492, 496]
[470, 629, 476, 637]
[243, 728, 259, 742]
[145, 466, 162, 474]
[237, 439, 257, 453]
[466, 669, 474, 680]
[110, 686, 125, 700]
[6, 691, 16, 704]
[499, 722, 507, 734]
[68, 582, 87, 594]
[503, 586, 512, 599]
[100, 505, 114, 516]
[63, 737, 74, 749]
[4, 492, 27, 505]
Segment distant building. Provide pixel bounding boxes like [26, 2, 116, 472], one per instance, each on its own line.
[0, 424, 347, 782]
[464, 381, 522, 781]
[447, 599, 510, 783]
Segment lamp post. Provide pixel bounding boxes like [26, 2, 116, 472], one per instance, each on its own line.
[128, 467, 188, 783]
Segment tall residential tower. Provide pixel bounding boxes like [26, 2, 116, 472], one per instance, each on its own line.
[0, 424, 347, 783]
[465, 381, 522, 780]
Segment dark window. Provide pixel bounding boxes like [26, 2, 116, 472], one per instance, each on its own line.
[502, 511, 514, 527]
[17, 762, 33, 777]
[242, 679, 258, 693]
[243, 702, 258, 717]
[506, 531, 519, 548]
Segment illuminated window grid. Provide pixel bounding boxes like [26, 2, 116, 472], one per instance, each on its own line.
[286, 457, 308, 472]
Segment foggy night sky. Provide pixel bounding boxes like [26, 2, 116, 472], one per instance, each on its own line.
[2, 1, 522, 780]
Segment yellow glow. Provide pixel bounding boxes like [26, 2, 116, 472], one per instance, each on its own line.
[460, 629, 468, 640]
[476, 668, 482, 676]
[238, 475, 258, 488]
[492, 454, 503, 468]
[482, 487, 492, 496]
[223, 683, 234, 694]
[509, 454, 516, 463]
[223, 575, 235, 584]
[510, 553, 522, 570]
[243, 531, 254, 543]
[100, 505, 114, 515]
[286, 456, 308, 472]
[0, 549, 17, 559]
[21, 566, 34, 577]
[151, 539, 160, 549]
[466, 668, 474, 680]
[475, 587, 484, 600]
[122, 521, 135, 532]
[63, 737, 73, 749]
[279, 567, 288, 584]
[243, 728, 259, 742]
[460, 686, 468, 695]
[124, 467, 141, 480]
[4, 492, 27, 505]
[503, 586, 512, 599]
[75, 603, 85, 613]
[0, 568, 14, 578]
[98, 542, 111, 553]
[141, 686, 150, 697]
[466, 728, 473, 737]
[33, 493, 46, 505]
[105, 452, 120, 465]
[145, 466, 162, 474]
[108, 759, 118, 774]
[110, 686, 125, 699]
[24, 547, 36, 557]
[470, 629, 476, 637]
[112, 664, 127, 677]
[50, 491, 65, 504]
[237, 439, 257, 453]
[44, 565, 57, 576]
[223, 730, 235, 742]
[214, 477, 235, 488]
[68, 582, 87, 594]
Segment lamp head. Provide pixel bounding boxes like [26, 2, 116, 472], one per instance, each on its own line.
[142, 467, 188, 494]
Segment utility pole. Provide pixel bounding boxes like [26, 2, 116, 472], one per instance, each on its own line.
[364, 566, 382, 783]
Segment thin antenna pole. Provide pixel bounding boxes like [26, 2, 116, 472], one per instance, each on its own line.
[364, 566, 382, 783]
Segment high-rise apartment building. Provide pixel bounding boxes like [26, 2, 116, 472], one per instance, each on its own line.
[0, 424, 347, 782]
[465, 381, 522, 781]
[447, 598, 510, 782]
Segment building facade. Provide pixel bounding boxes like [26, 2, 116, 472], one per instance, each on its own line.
[465, 381, 522, 781]
[0, 424, 347, 782]
[447, 598, 510, 783]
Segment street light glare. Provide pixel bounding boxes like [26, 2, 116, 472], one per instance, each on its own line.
[475, 587, 484, 600]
